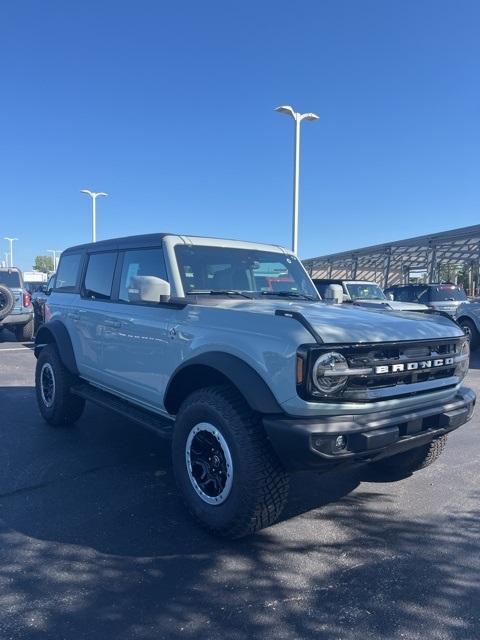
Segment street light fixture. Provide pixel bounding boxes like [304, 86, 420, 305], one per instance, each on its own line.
[47, 249, 62, 271]
[275, 105, 319, 255]
[80, 190, 108, 243]
[4, 237, 18, 267]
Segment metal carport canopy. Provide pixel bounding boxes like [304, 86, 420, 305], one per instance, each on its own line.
[303, 224, 480, 288]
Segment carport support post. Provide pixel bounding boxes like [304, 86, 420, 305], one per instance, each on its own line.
[383, 249, 392, 289]
[428, 243, 437, 282]
[352, 256, 358, 280]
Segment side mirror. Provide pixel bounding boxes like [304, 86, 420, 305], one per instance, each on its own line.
[387, 293, 394, 301]
[323, 284, 344, 304]
[129, 276, 171, 303]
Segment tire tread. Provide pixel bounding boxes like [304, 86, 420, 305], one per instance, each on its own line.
[371, 435, 448, 477]
[173, 385, 289, 538]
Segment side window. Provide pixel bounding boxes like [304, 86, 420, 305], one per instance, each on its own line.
[416, 287, 429, 303]
[83, 252, 118, 300]
[395, 287, 408, 302]
[119, 248, 168, 304]
[55, 254, 83, 291]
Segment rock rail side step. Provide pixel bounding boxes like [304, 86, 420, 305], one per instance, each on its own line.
[72, 382, 174, 438]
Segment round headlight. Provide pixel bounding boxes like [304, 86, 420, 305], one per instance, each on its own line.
[456, 340, 470, 379]
[312, 352, 349, 395]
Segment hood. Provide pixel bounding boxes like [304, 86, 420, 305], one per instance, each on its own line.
[209, 299, 464, 343]
[428, 300, 469, 317]
[296, 302, 463, 343]
[353, 300, 428, 312]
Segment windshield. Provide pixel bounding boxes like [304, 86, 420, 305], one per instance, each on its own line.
[0, 270, 21, 288]
[175, 245, 319, 299]
[345, 283, 386, 301]
[427, 285, 467, 302]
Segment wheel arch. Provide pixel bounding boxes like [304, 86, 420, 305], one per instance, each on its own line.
[34, 320, 79, 375]
[164, 352, 283, 416]
[457, 314, 477, 328]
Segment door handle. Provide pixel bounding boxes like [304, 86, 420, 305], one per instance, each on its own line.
[104, 319, 121, 328]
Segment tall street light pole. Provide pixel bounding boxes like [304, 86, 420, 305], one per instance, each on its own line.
[275, 106, 319, 255]
[4, 237, 18, 267]
[80, 190, 108, 243]
[47, 249, 62, 271]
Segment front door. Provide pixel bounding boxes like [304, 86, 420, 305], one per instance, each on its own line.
[101, 246, 174, 411]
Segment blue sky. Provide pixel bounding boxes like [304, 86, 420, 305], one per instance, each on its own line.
[1, 1, 479, 270]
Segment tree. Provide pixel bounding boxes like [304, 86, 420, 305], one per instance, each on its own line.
[33, 255, 54, 273]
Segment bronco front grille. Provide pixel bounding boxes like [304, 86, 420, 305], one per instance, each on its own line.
[298, 337, 465, 402]
[346, 339, 458, 390]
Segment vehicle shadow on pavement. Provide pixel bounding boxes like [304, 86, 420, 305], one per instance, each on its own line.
[1, 386, 480, 639]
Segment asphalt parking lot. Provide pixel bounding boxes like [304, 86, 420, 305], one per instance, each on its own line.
[0, 332, 479, 640]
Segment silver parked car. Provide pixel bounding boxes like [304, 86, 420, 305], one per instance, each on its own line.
[34, 233, 475, 537]
[313, 279, 428, 312]
[456, 302, 480, 349]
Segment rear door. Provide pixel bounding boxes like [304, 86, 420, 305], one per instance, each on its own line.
[73, 251, 119, 384]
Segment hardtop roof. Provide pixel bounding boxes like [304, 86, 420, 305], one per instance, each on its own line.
[62, 233, 287, 255]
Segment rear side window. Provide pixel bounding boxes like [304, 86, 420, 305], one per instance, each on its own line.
[119, 248, 168, 303]
[0, 270, 21, 288]
[55, 254, 83, 291]
[83, 252, 118, 300]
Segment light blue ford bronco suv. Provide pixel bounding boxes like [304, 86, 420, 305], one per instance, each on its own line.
[34, 234, 475, 537]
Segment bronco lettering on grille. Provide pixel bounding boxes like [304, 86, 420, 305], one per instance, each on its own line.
[374, 357, 454, 374]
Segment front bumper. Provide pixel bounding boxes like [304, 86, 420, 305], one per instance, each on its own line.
[0, 311, 34, 327]
[263, 387, 476, 471]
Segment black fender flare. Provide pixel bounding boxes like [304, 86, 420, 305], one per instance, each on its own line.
[34, 320, 79, 375]
[164, 352, 283, 415]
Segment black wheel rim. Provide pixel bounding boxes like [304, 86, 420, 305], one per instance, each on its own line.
[185, 423, 233, 505]
[462, 324, 472, 339]
[40, 363, 55, 408]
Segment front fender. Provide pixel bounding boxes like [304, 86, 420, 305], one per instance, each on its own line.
[164, 351, 283, 414]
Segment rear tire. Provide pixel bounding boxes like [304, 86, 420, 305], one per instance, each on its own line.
[15, 318, 34, 342]
[172, 385, 289, 538]
[35, 343, 85, 426]
[458, 317, 479, 350]
[0, 285, 15, 320]
[369, 435, 447, 479]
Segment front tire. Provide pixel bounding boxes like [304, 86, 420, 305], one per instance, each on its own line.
[35, 344, 85, 426]
[172, 385, 289, 538]
[369, 435, 447, 479]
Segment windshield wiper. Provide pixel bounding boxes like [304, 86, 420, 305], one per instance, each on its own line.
[261, 291, 317, 301]
[186, 290, 253, 299]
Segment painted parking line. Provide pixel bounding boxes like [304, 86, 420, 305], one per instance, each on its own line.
[0, 346, 34, 352]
